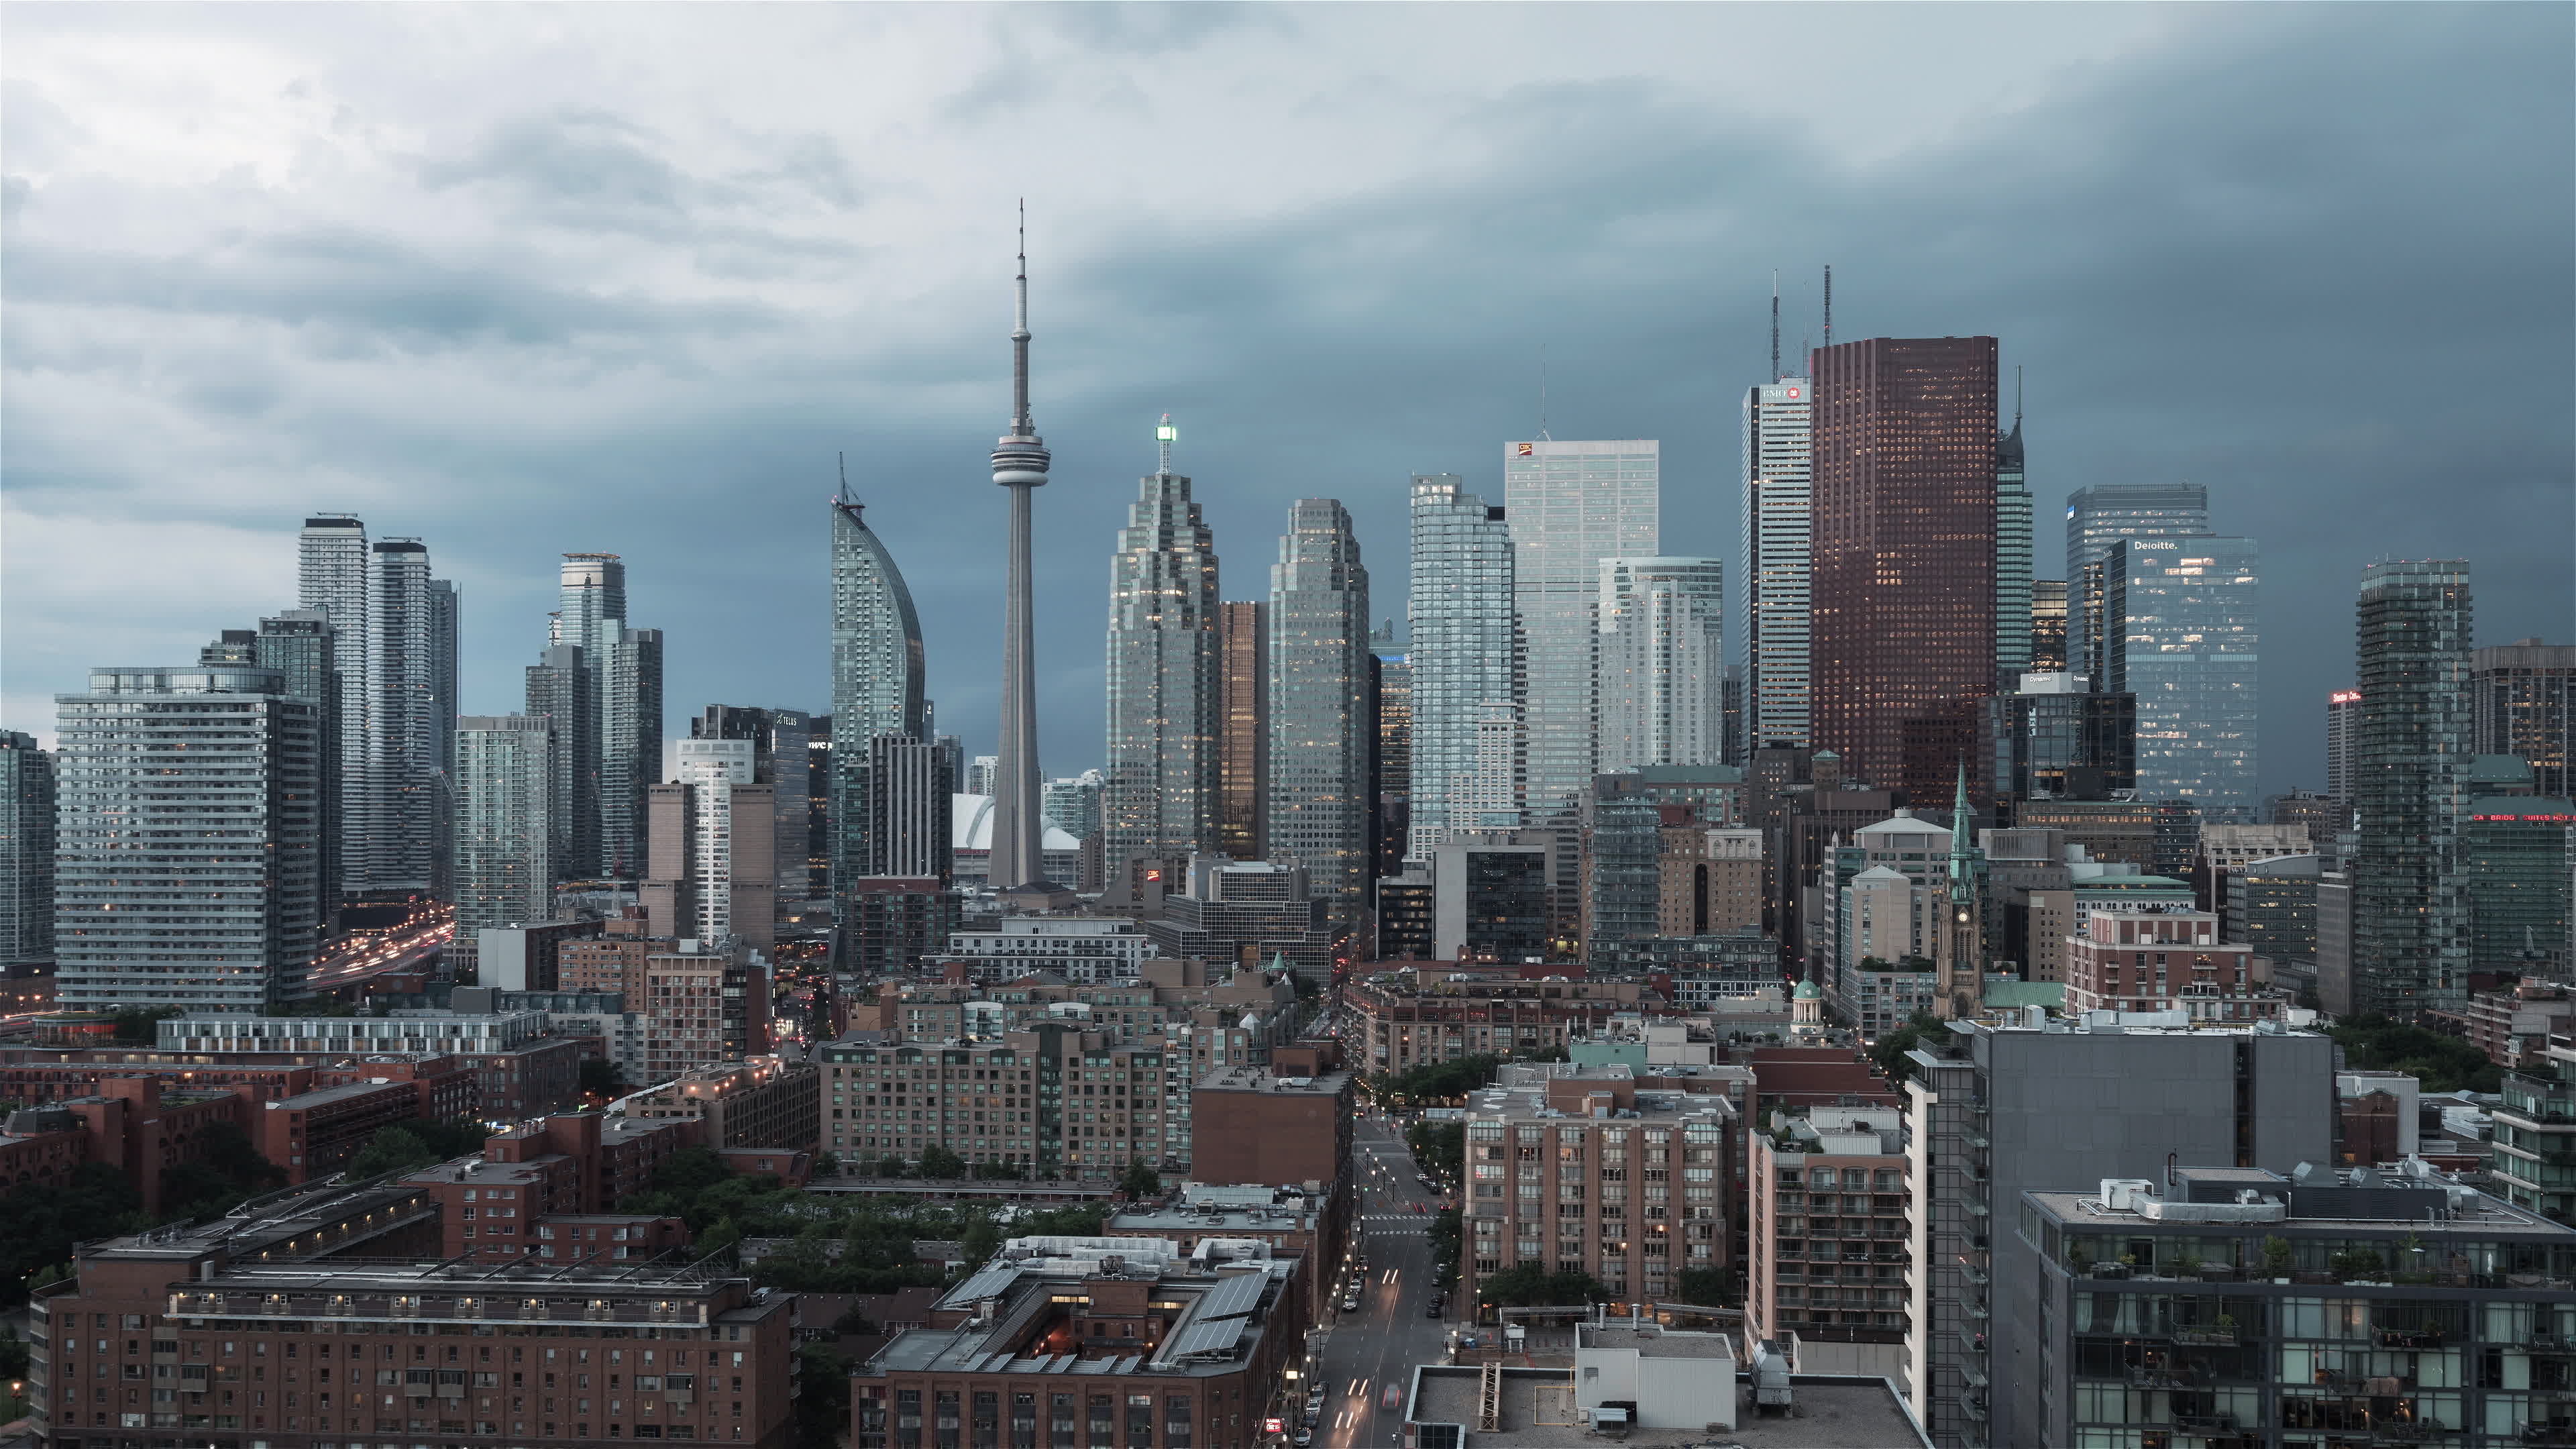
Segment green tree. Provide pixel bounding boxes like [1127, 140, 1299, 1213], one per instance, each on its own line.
[1424, 1207, 1462, 1283]
[110, 1006, 183, 1043]
[918, 1145, 967, 1180]
[790, 1344, 853, 1449]
[2327, 1016, 2502, 1094]
[1118, 1157, 1161, 1198]
[579, 1057, 629, 1098]
[959, 1212, 1002, 1268]
[812, 1150, 841, 1175]
[1673, 1267, 1736, 1307]
[1405, 1122, 1464, 1186]
[875, 1155, 908, 1178]
[1473, 1263, 1610, 1307]
[1868, 1011, 1944, 1084]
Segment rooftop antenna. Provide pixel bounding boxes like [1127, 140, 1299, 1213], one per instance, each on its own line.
[2015, 365, 2025, 428]
[836, 450, 851, 506]
[1156, 413, 1176, 475]
[1822, 264, 1833, 351]
[1770, 270, 1780, 382]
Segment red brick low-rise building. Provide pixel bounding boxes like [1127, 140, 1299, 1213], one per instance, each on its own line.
[407, 1112, 705, 1262]
[0, 1077, 260, 1213]
[851, 1238, 1306, 1449]
[254, 1077, 443, 1183]
[2062, 906, 2277, 1020]
[28, 1182, 794, 1449]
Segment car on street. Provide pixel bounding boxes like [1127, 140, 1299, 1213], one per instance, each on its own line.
[1341, 1293, 1360, 1312]
[1382, 1386, 1403, 1411]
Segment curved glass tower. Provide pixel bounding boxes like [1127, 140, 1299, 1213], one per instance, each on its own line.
[829, 482, 928, 906]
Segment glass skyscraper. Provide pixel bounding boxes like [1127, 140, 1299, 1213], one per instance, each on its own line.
[1102, 435, 1220, 870]
[1267, 498, 1371, 924]
[828, 487, 928, 916]
[2350, 558, 2474, 1017]
[1406, 474, 1517, 859]
[1809, 337, 1998, 796]
[1994, 411, 2032, 684]
[1595, 556, 1725, 773]
[298, 515, 372, 899]
[2064, 482, 2208, 684]
[1505, 439, 1658, 823]
[1737, 379, 1813, 753]
[373, 538, 440, 893]
[2103, 534, 2261, 821]
[1, 731, 56, 971]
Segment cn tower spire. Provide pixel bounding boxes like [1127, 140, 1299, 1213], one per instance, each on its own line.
[989, 203, 1053, 892]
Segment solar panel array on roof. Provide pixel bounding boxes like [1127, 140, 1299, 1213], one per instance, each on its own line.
[1161, 1316, 1246, 1359]
[1195, 1271, 1266, 1322]
[945, 1265, 1022, 1306]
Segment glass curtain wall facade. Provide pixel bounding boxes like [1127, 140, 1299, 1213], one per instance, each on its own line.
[2065, 482, 2209, 685]
[2473, 641, 2575, 800]
[2351, 559, 2474, 1017]
[1407, 475, 1518, 859]
[2104, 535, 2261, 821]
[1267, 498, 1371, 925]
[1216, 600, 1269, 859]
[1809, 337, 1999, 794]
[1102, 449, 1221, 870]
[1505, 439, 1658, 824]
[1, 732, 56, 969]
[1739, 379, 1815, 754]
[828, 492, 928, 918]
[525, 645, 596, 881]
[1994, 415, 2033, 685]
[1595, 556, 1725, 773]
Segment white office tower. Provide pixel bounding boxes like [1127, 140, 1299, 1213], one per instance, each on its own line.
[1407, 474, 1519, 859]
[454, 716, 553, 933]
[1736, 378, 1813, 754]
[54, 659, 323, 1010]
[298, 515, 373, 894]
[965, 755, 1001, 798]
[1504, 439, 1659, 823]
[1596, 557, 1725, 773]
[1102, 420, 1222, 872]
[1266, 498, 1372, 924]
[649, 737, 774, 949]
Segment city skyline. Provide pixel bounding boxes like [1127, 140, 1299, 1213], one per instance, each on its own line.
[4, 7, 2571, 806]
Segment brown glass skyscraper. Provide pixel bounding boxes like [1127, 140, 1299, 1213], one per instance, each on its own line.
[1218, 600, 1268, 858]
[1809, 336, 2000, 800]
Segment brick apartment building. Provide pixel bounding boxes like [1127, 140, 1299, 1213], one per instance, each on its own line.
[0, 1079, 248, 1213]
[817, 1024, 1182, 1175]
[403, 1110, 703, 1262]
[851, 1238, 1305, 1449]
[30, 1185, 794, 1449]
[1458, 1063, 1733, 1310]
[1745, 1104, 1911, 1383]
[1186, 1065, 1352, 1193]
[2062, 904, 2277, 1020]
[622, 1057, 822, 1153]
[1343, 970, 1658, 1074]
[559, 933, 773, 1081]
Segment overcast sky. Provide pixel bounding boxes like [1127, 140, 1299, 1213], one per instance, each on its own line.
[5, 3, 2571, 798]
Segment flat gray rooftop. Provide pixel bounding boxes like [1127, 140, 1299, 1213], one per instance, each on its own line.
[1577, 1325, 1731, 1359]
[1408, 1368, 1928, 1449]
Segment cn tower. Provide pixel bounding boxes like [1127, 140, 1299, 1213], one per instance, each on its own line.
[987, 207, 1052, 890]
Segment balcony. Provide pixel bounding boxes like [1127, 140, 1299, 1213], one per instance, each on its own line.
[2172, 1325, 2241, 1346]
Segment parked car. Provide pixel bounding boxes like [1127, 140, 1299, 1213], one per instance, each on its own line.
[1342, 1293, 1360, 1313]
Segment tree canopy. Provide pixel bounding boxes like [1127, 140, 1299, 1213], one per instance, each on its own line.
[1867, 1011, 1944, 1084]
[1474, 1263, 1610, 1307]
[2328, 1016, 2503, 1094]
